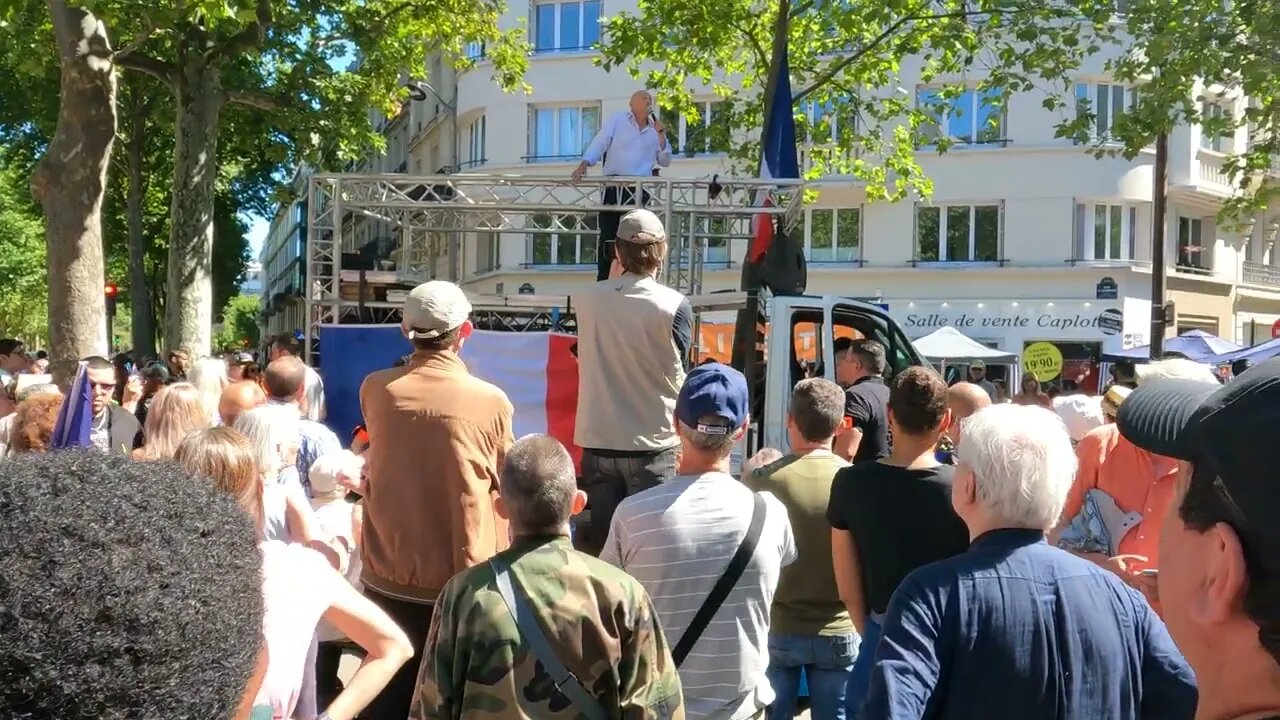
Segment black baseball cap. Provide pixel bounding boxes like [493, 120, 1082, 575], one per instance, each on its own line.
[1117, 356, 1280, 567]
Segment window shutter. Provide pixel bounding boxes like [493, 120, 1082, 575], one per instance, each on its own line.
[911, 203, 919, 261]
[1072, 201, 1085, 260]
[998, 199, 1006, 263]
[1127, 206, 1137, 260]
[857, 204, 865, 264]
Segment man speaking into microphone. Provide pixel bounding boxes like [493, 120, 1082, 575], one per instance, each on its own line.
[572, 90, 672, 281]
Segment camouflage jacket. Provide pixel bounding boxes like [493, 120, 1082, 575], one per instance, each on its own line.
[411, 536, 685, 720]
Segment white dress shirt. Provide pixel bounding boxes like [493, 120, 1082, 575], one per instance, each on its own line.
[581, 110, 672, 176]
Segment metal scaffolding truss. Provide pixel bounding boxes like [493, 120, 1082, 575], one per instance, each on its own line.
[305, 172, 806, 362]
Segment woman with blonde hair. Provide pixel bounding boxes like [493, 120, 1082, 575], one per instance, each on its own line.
[233, 404, 322, 547]
[188, 357, 230, 424]
[133, 383, 211, 461]
[175, 428, 413, 720]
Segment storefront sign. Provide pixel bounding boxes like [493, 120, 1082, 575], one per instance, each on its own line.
[1023, 342, 1064, 381]
[1096, 277, 1119, 300]
[901, 310, 1112, 332]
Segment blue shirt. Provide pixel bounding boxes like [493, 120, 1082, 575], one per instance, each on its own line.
[859, 528, 1197, 720]
[582, 110, 672, 176]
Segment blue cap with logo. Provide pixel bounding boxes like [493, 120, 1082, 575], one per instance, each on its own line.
[676, 362, 750, 435]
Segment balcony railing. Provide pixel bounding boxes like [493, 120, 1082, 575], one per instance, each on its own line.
[1197, 149, 1231, 188]
[1243, 260, 1280, 288]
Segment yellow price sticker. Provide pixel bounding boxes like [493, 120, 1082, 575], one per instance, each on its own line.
[1022, 342, 1064, 382]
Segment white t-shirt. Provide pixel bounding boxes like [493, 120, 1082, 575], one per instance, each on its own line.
[602, 471, 796, 720]
[255, 541, 338, 719]
[303, 365, 326, 422]
[311, 499, 362, 642]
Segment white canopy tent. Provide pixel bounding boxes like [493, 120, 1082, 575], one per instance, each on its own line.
[912, 326, 1019, 364]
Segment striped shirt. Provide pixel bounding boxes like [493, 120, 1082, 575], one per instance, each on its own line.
[602, 471, 796, 720]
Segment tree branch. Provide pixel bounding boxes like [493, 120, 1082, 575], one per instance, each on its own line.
[729, 17, 770, 71]
[225, 88, 282, 111]
[114, 20, 156, 60]
[793, 6, 1034, 103]
[207, 0, 273, 61]
[115, 53, 178, 86]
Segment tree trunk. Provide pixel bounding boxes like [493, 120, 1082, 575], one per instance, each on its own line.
[164, 58, 223, 357]
[124, 82, 157, 360]
[30, 0, 117, 382]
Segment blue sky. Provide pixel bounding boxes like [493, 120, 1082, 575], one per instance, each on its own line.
[247, 214, 269, 258]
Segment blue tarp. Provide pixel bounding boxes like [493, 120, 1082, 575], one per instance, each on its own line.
[317, 325, 406, 441]
[1101, 329, 1239, 363]
[1204, 336, 1280, 365]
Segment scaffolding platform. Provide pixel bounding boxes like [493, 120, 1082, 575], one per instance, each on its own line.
[305, 173, 806, 362]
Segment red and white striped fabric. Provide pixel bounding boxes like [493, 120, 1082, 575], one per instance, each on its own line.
[461, 330, 582, 471]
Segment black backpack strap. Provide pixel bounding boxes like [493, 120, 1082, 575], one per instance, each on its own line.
[490, 558, 609, 720]
[672, 492, 767, 666]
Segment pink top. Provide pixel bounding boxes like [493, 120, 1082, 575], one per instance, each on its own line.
[254, 541, 338, 718]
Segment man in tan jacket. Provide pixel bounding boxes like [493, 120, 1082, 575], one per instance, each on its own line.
[357, 280, 514, 720]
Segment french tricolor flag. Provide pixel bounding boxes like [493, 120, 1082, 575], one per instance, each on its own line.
[462, 330, 582, 471]
[747, 45, 801, 263]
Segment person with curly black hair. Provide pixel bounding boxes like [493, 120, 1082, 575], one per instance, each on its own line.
[0, 450, 265, 718]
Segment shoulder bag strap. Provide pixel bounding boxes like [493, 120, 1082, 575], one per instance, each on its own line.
[672, 492, 767, 667]
[490, 557, 610, 720]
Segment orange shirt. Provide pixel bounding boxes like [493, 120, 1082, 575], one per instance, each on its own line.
[1062, 424, 1178, 572]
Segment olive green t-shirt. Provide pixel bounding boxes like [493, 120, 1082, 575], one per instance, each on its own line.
[746, 451, 854, 636]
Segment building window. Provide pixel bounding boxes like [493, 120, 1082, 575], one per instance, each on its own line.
[801, 97, 855, 144]
[528, 104, 600, 162]
[804, 208, 860, 262]
[1200, 101, 1228, 152]
[1177, 216, 1210, 271]
[662, 100, 730, 156]
[917, 87, 1005, 145]
[915, 204, 1001, 262]
[466, 115, 486, 168]
[476, 232, 500, 272]
[465, 41, 486, 60]
[528, 213, 598, 265]
[1074, 203, 1136, 260]
[534, 0, 601, 53]
[1075, 82, 1134, 140]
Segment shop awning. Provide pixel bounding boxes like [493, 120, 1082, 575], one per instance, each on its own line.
[912, 326, 1019, 363]
[1102, 329, 1240, 363]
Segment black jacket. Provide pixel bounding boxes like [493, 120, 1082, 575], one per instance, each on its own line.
[105, 404, 143, 455]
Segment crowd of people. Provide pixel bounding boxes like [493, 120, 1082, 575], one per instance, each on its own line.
[2, 207, 1279, 720]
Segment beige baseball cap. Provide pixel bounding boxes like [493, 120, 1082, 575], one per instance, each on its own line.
[402, 280, 472, 339]
[616, 209, 667, 245]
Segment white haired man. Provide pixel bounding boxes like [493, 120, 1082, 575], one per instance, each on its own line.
[1055, 357, 1222, 604]
[571, 90, 672, 281]
[858, 404, 1197, 720]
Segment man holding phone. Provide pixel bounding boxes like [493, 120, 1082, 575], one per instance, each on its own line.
[572, 90, 672, 281]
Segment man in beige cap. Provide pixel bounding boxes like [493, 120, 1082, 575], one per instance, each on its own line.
[356, 280, 514, 719]
[572, 208, 692, 557]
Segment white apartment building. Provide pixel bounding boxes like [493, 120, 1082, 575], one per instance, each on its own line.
[275, 3, 1280, 390]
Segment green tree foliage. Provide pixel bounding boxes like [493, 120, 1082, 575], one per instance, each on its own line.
[0, 156, 49, 343]
[1062, 0, 1280, 218]
[212, 293, 261, 352]
[601, 0, 1126, 201]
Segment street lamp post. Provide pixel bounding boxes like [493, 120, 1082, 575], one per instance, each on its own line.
[1150, 131, 1169, 357]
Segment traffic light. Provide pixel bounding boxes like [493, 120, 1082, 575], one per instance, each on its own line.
[105, 283, 119, 317]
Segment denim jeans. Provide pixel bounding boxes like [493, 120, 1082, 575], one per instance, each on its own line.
[844, 616, 883, 717]
[766, 632, 860, 720]
[578, 446, 677, 556]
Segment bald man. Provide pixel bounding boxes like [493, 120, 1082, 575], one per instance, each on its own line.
[218, 381, 266, 430]
[947, 382, 992, 445]
[572, 90, 672, 280]
[264, 356, 341, 492]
